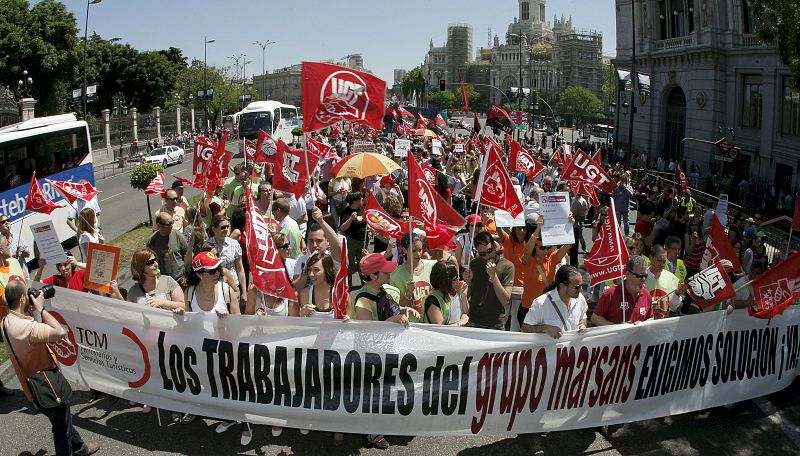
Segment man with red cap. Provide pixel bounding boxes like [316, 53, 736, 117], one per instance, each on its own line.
[376, 175, 404, 206]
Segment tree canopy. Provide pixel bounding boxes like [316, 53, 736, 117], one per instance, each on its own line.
[402, 67, 426, 100]
[555, 86, 603, 125]
[750, 0, 800, 89]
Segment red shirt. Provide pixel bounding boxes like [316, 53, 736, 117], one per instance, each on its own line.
[42, 269, 87, 292]
[594, 283, 652, 324]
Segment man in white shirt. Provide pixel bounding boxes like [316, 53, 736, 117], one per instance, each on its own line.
[521, 265, 588, 338]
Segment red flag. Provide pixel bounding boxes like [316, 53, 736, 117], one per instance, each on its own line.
[592, 149, 602, 165]
[144, 172, 166, 195]
[569, 181, 600, 207]
[171, 174, 199, 189]
[420, 163, 439, 187]
[485, 104, 515, 132]
[793, 196, 800, 231]
[509, 140, 545, 181]
[407, 152, 466, 233]
[272, 140, 319, 199]
[473, 112, 481, 132]
[397, 106, 415, 124]
[192, 136, 217, 181]
[700, 214, 743, 271]
[306, 135, 336, 159]
[25, 172, 62, 214]
[750, 251, 800, 319]
[685, 262, 736, 309]
[199, 131, 232, 194]
[475, 140, 524, 217]
[301, 61, 386, 132]
[560, 149, 616, 194]
[435, 113, 447, 128]
[46, 179, 98, 204]
[550, 149, 563, 166]
[331, 236, 349, 319]
[395, 122, 413, 136]
[417, 112, 430, 129]
[675, 163, 688, 191]
[583, 198, 629, 285]
[242, 138, 257, 160]
[244, 186, 297, 301]
[460, 81, 470, 112]
[254, 129, 277, 163]
[364, 194, 404, 239]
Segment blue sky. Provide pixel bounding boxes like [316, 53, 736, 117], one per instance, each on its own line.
[56, 0, 617, 84]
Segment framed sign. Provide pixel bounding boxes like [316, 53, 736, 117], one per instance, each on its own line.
[84, 243, 121, 294]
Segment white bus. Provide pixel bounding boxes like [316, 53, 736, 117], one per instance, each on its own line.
[238, 101, 300, 144]
[0, 114, 94, 254]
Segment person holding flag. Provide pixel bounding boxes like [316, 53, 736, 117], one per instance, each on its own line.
[646, 244, 686, 319]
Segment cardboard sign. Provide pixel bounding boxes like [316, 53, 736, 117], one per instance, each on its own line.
[394, 139, 411, 157]
[352, 140, 377, 153]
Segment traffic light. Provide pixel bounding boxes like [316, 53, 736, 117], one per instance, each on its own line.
[439, 79, 446, 91]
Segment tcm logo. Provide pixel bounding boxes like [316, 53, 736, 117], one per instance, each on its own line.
[47, 311, 78, 366]
[316, 71, 370, 123]
[75, 327, 108, 349]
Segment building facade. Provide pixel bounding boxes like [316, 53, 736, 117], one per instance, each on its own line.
[423, 1, 604, 112]
[251, 54, 369, 109]
[613, 0, 800, 191]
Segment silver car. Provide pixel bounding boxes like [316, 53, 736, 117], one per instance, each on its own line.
[144, 145, 184, 168]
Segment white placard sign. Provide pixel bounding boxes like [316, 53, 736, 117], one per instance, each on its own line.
[352, 140, 376, 153]
[539, 192, 574, 246]
[454, 143, 464, 153]
[716, 193, 729, 227]
[431, 139, 443, 156]
[30, 220, 67, 265]
[394, 139, 411, 157]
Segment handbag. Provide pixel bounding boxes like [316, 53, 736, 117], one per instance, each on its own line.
[2, 319, 72, 410]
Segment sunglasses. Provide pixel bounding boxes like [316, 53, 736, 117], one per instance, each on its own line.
[476, 248, 494, 257]
[629, 271, 648, 279]
[217, 224, 230, 230]
[279, 243, 290, 250]
[145, 258, 158, 266]
[165, 197, 178, 202]
[157, 220, 174, 226]
[199, 268, 221, 275]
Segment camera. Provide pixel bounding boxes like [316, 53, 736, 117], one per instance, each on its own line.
[28, 284, 56, 300]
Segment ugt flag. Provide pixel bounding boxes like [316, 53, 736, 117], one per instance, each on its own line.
[509, 140, 545, 181]
[474, 140, 524, 218]
[583, 198, 628, 285]
[302, 61, 386, 132]
[560, 149, 616, 194]
[26, 172, 62, 214]
[700, 214, 742, 271]
[272, 140, 320, 200]
[686, 262, 736, 309]
[750, 251, 800, 319]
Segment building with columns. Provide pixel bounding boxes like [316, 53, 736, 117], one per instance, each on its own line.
[423, 1, 604, 112]
[613, 0, 800, 191]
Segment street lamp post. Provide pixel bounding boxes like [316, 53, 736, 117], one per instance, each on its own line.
[253, 40, 276, 76]
[627, 0, 637, 167]
[82, 0, 102, 120]
[203, 36, 215, 132]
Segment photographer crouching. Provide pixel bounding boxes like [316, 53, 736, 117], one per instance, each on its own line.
[1, 278, 99, 455]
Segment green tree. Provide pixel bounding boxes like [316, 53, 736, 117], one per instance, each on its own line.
[0, 0, 79, 114]
[750, 0, 800, 89]
[428, 89, 457, 109]
[401, 67, 425, 100]
[555, 86, 603, 126]
[130, 162, 164, 224]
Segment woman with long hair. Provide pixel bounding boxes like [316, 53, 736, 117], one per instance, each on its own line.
[208, 214, 247, 311]
[298, 251, 338, 319]
[423, 260, 469, 326]
[77, 207, 102, 260]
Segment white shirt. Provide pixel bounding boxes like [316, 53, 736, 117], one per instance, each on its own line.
[524, 289, 588, 331]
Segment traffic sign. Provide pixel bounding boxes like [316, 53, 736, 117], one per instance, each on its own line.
[516, 125, 528, 131]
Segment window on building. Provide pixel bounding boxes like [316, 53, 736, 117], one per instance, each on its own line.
[742, 75, 763, 129]
[782, 77, 800, 136]
[521, 1, 529, 21]
[659, 0, 695, 40]
[742, 1, 756, 34]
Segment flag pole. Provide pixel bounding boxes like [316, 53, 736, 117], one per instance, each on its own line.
[610, 198, 627, 322]
[469, 143, 491, 250]
[787, 229, 793, 258]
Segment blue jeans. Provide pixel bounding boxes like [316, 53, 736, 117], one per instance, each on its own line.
[616, 210, 630, 236]
[41, 402, 89, 456]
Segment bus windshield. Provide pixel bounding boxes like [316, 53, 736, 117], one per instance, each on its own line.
[239, 111, 272, 138]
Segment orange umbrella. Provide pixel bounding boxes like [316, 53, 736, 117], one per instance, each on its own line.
[332, 152, 401, 178]
[412, 128, 438, 137]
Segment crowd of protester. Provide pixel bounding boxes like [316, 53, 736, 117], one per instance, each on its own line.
[1, 118, 795, 455]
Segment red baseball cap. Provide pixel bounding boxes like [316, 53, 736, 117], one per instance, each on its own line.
[192, 252, 223, 271]
[359, 253, 397, 276]
[467, 214, 482, 225]
[380, 175, 395, 186]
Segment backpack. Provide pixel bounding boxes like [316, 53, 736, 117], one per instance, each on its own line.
[358, 288, 401, 322]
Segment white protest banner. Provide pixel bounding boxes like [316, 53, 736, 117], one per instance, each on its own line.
[539, 192, 574, 246]
[30, 220, 67, 265]
[454, 143, 464, 153]
[352, 140, 376, 153]
[716, 193, 729, 227]
[431, 139, 443, 156]
[394, 139, 411, 157]
[47, 286, 800, 436]
[494, 210, 526, 227]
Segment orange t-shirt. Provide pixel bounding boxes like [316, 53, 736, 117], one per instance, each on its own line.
[521, 250, 559, 308]
[502, 237, 527, 287]
[484, 218, 497, 235]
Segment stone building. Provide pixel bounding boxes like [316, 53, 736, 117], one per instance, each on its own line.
[613, 0, 800, 191]
[423, 1, 604, 113]
[252, 54, 369, 109]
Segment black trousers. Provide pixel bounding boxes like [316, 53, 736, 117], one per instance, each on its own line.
[41, 402, 89, 456]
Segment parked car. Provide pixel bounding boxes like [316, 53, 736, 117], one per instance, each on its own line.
[448, 118, 463, 129]
[143, 145, 184, 167]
